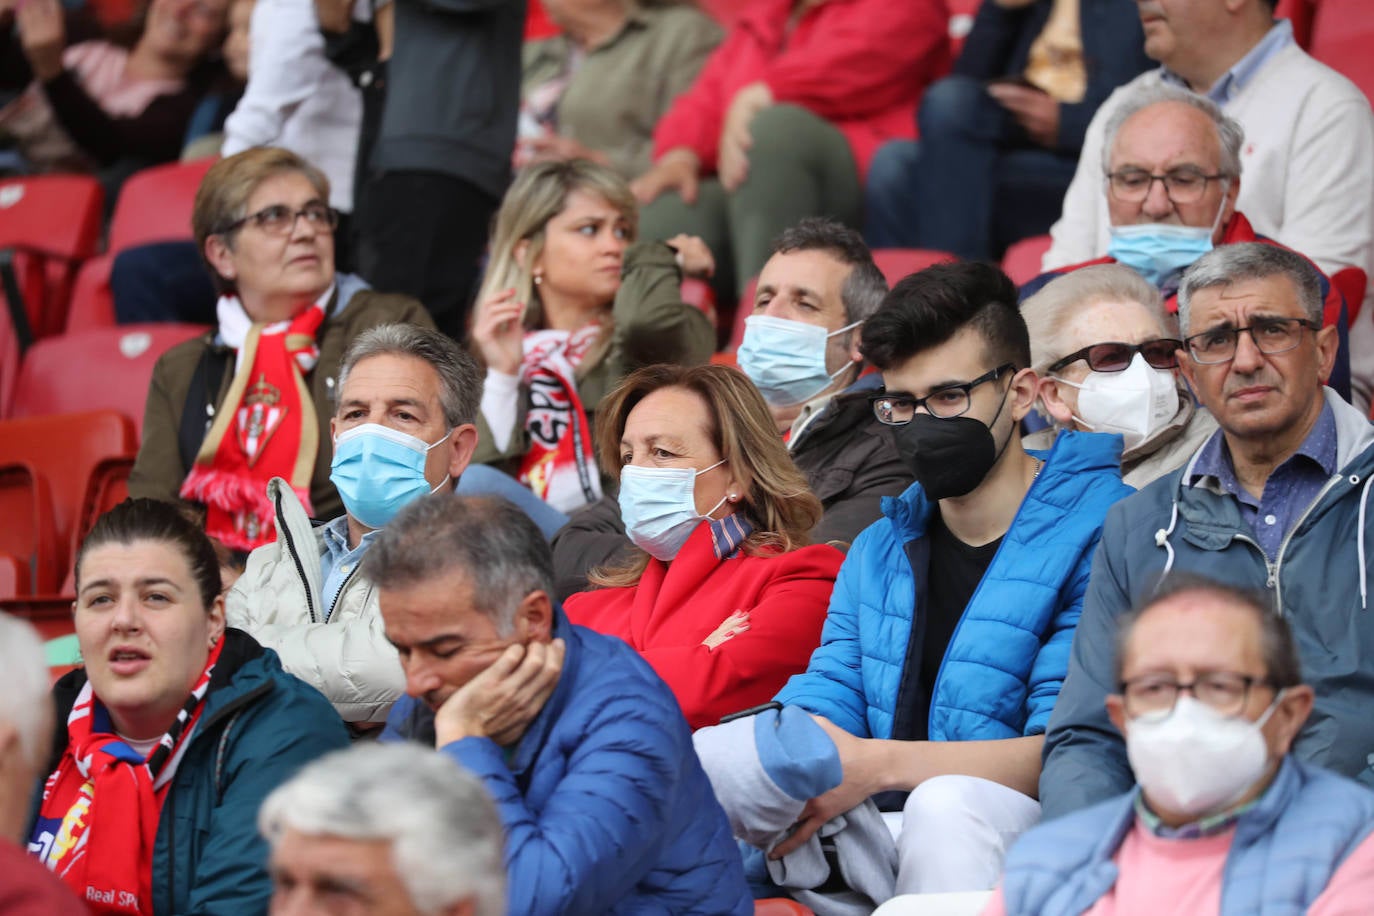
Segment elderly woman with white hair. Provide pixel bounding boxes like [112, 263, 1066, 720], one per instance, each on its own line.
[1022, 264, 1217, 489]
[261, 743, 506, 916]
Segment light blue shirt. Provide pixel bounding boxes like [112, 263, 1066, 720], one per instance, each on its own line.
[319, 516, 379, 621]
[1161, 19, 1295, 103]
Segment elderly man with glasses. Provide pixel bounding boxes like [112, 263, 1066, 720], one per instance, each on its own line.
[984, 575, 1374, 915]
[1021, 263, 1217, 488]
[710, 262, 1132, 902]
[1042, 242, 1374, 824]
[1020, 81, 1354, 400]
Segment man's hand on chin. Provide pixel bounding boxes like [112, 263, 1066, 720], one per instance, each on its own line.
[434, 639, 567, 748]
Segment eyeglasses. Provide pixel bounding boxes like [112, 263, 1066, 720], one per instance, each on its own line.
[220, 202, 338, 237]
[1184, 317, 1319, 365]
[870, 364, 1013, 425]
[1119, 671, 1273, 722]
[1105, 167, 1229, 205]
[1047, 339, 1182, 374]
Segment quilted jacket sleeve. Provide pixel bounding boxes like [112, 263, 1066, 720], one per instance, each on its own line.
[1022, 525, 1098, 736]
[1039, 502, 1138, 820]
[440, 684, 700, 915]
[773, 530, 878, 737]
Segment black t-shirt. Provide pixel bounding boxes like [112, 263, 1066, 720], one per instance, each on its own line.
[920, 511, 1003, 709]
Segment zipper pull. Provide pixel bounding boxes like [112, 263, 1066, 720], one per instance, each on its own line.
[1266, 564, 1276, 589]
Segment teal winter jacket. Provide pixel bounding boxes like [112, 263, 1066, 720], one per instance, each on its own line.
[46, 629, 349, 916]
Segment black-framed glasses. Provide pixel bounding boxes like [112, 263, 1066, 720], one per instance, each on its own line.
[219, 202, 339, 237]
[1048, 339, 1182, 374]
[1119, 671, 1273, 722]
[1105, 167, 1229, 205]
[1184, 317, 1319, 365]
[870, 364, 1013, 425]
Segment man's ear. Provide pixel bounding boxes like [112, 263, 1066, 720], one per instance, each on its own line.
[1268, 684, 1315, 756]
[447, 423, 480, 481]
[1315, 324, 1339, 384]
[1105, 693, 1129, 738]
[1037, 376, 1075, 426]
[204, 235, 236, 285]
[1008, 367, 1040, 422]
[513, 590, 553, 643]
[1214, 177, 1241, 244]
[1176, 347, 1198, 393]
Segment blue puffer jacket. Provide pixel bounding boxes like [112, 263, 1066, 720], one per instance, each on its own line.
[382, 613, 753, 916]
[1002, 757, 1374, 915]
[44, 629, 350, 916]
[776, 430, 1132, 741]
[1042, 390, 1374, 819]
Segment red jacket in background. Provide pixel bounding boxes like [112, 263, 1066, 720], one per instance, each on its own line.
[651, 0, 951, 180]
[564, 522, 842, 730]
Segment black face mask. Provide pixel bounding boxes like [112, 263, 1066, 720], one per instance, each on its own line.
[890, 384, 1013, 500]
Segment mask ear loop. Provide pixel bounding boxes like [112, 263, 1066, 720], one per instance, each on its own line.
[424, 428, 456, 495]
[694, 457, 731, 519]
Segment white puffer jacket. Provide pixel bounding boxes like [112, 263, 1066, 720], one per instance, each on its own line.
[226, 478, 404, 722]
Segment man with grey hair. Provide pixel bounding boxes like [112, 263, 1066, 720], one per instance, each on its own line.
[1041, 242, 1374, 820]
[262, 743, 505, 916]
[990, 575, 1374, 914]
[0, 615, 85, 914]
[1040, 0, 1374, 404]
[372, 494, 753, 914]
[227, 322, 482, 729]
[1022, 81, 1353, 398]
[549, 218, 912, 596]
[1021, 263, 1218, 488]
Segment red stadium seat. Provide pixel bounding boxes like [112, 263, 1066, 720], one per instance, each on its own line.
[1276, 0, 1317, 48]
[871, 248, 958, 286]
[0, 465, 60, 594]
[0, 551, 26, 599]
[755, 900, 814, 916]
[10, 323, 209, 434]
[0, 410, 138, 593]
[1331, 266, 1367, 326]
[525, 0, 559, 39]
[0, 174, 104, 345]
[1002, 234, 1053, 286]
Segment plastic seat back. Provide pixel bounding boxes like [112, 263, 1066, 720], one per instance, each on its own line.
[872, 248, 959, 287]
[0, 175, 105, 342]
[755, 900, 814, 916]
[1002, 234, 1054, 286]
[107, 158, 216, 255]
[0, 410, 137, 585]
[1331, 267, 1367, 327]
[10, 323, 209, 434]
[0, 465, 59, 593]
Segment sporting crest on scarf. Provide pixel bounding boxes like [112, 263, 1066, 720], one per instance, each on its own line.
[517, 323, 604, 513]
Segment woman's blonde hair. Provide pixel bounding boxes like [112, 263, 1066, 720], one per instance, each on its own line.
[588, 364, 822, 587]
[192, 147, 331, 292]
[475, 159, 638, 334]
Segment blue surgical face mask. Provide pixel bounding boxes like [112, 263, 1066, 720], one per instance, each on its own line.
[330, 423, 452, 529]
[1107, 198, 1227, 288]
[737, 314, 860, 407]
[618, 458, 728, 561]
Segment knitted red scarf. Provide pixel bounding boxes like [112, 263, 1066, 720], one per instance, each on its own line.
[180, 304, 324, 550]
[28, 640, 222, 915]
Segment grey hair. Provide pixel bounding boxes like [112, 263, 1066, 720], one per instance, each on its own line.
[1102, 82, 1245, 180]
[1023, 264, 1169, 375]
[771, 217, 889, 324]
[0, 614, 51, 769]
[1113, 572, 1302, 689]
[336, 323, 483, 428]
[1177, 242, 1324, 334]
[362, 495, 554, 634]
[259, 743, 505, 916]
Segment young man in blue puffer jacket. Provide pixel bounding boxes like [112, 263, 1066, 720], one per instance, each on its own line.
[759, 262, 1133, 898]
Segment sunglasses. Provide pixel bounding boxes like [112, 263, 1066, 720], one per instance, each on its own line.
[1047, 339, 1182, 374]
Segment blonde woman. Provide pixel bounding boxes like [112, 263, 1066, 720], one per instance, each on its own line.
[563, 363, 843, 730]
[470, 158, 716, 513]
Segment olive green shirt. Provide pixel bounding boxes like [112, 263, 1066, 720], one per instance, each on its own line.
[522, 4, 722, 178]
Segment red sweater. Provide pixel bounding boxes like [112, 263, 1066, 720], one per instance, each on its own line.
[564, 523, 842, 730]
[650, 0, 951, 180]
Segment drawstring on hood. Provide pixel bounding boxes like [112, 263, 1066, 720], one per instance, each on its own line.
[1155, 501, 1180, 579]
[1359, 474, 1373, 610]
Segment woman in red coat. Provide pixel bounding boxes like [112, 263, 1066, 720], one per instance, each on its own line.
[631, 0, 950, 300]
[564, 363, 843, 729]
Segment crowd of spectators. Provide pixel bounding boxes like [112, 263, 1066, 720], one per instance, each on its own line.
[7, 0, 1374, 914]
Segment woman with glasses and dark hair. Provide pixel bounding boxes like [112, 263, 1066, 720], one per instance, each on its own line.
[1021, 264, 1217, 489]
[129, 147, 433, 554]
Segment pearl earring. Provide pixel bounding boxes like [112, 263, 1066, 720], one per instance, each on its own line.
[533, 271, 543, 285]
